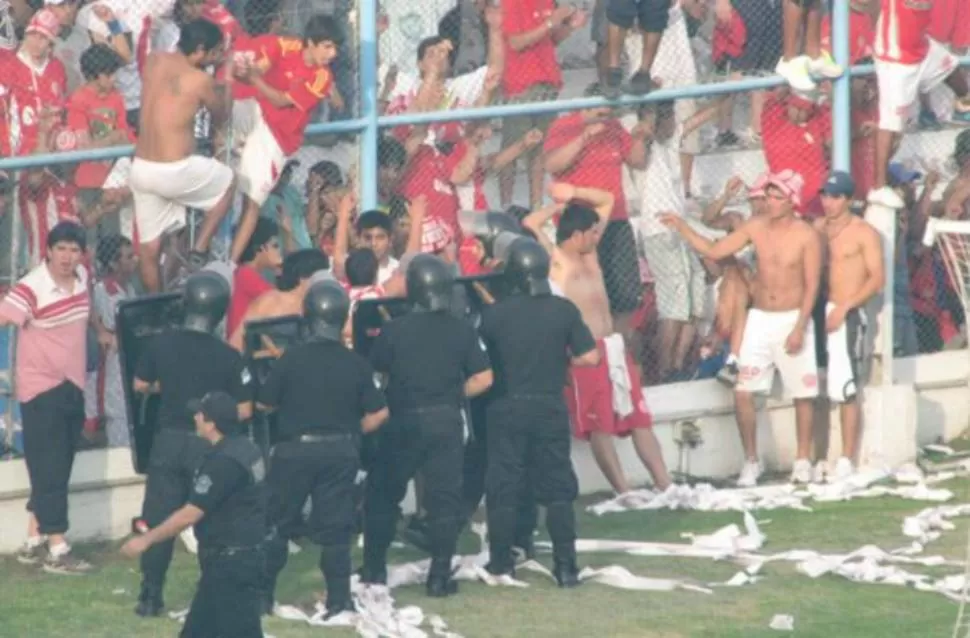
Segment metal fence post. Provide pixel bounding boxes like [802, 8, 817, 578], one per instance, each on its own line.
[358, 0, 380, 210]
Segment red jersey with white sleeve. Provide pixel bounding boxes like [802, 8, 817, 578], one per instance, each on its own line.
[874, 0, 932, 65]
[255, 36, 333, 155]
[0, 49, 67, 155]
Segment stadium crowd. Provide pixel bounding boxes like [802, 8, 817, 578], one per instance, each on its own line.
[0, 0, 969, 577]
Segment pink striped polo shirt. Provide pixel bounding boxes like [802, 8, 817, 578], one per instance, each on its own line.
[0, 262, 89, 403]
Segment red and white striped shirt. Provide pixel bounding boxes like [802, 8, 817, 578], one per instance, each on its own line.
[17, 176, 81, 269]
[0, 262, 89, 402]
[874, 0, 932, 64]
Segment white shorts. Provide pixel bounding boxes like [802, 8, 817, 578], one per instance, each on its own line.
[237, 105, 287, 207]
[876, 38, 958, 132]
[737, 308, 819, 399]
[822, 302, 868, 403]
[128, 155, 234, 245]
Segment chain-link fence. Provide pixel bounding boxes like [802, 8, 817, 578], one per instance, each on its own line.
[0, 0, 968, 455]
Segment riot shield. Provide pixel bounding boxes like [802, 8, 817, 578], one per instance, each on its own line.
[351, 296, 411, 359]
[456, 272, 507, 320]
[116, 293, 185, 474]
[243, 314, 304, 461]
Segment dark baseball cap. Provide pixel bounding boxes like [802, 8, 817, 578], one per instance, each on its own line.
[188, 392, 239, 433]
[820, 171, 855, 197]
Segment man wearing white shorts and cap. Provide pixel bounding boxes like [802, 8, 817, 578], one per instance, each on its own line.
[130, 19, 235, 293]
[659, 170, 823, 487]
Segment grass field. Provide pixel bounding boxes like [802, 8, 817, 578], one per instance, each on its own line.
[3, 482, 970, 638]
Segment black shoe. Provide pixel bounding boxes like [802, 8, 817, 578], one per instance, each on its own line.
[485, 561, 515, 578]
[426, 573, 459, 598]
[624, 70, 655, 96]
[357, 564, 387, 585]
[513, 536, 536, 562]
[602, 67, 623, 100]
[323, 599, 356, 621]
[553, 558, 581, 588]
[399, 516, 432, 553]
[134, 585, 164, 618]
[260, 594, 274, 617]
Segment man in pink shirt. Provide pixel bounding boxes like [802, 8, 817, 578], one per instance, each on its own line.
[227, 217, 283, 338]
[0, 221, 93, 575]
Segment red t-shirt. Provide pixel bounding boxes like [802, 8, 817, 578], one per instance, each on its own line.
[230, 33, 268, 101]
[227, 264, 272, 337]
[0, 50, 67, 155]
[761, 96, 831, 216]
[851, 101, 877, 199]
[875, 0, 931, 64]
[458, 237, 490, 276]
[66, 85, 134, 188]
[543, 113, 633, 221]
[398, 145, 461, 239]
[502, 0, 563, 96]
[256, 36, 333, 154]
[821, 10, 875, 65]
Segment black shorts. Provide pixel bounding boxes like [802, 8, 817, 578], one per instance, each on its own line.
[732, 0, 783, 72]
[606, 0, 672, 33]
[812, 293, 828, 369]
[598, 220, 643, 314]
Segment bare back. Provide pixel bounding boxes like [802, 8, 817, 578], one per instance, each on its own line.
[551, 249, 613, 339]
[229, 289, 304, 351]
[137, 53, 212, 162]
[816, 216, 880, 307]
[747, 216, 818, 312]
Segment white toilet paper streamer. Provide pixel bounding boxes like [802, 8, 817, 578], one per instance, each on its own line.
[166, 465, 970, 637]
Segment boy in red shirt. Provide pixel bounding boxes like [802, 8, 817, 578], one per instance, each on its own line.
[230, 15, 341, 266]
[226, 216, 283, 338]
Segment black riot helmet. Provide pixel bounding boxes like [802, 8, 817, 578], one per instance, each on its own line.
[406, 253, 454, 312]
[505, 237, 551, 296]
[458, 210, 525, 259]
[182, 271, 231, 333]
[302, 279, 350, 341]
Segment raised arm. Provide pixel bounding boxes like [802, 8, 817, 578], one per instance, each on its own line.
[661, 213, 754, 261]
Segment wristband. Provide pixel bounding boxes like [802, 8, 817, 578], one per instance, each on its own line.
[108, 19, 123, 35]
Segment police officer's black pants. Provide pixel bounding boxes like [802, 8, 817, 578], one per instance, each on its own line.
[364, 406, 464, 579]
[181, 546, 265, 638]
[463, 395, 539, 546]
[21, 382, 84, 535]
[265, 436, 358, 608]
[484, 397, 579, 574]
[140, 430, 210, 594]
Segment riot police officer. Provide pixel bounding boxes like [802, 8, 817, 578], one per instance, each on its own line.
[131, 271, 252, 616]
[478, 238, 600, 586]
[258, 280, 389, 618]
[121, 391, 268, 638]
[362, 254, 493, 597]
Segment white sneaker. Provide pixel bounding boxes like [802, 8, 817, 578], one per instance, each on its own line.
[812, 460, 828, 484]
[867, 186, 905, 210]
[776, 56, 816, 92]
[790, 458, 813, 484]
[832, 457, 855, 481]
[737, 460, 763, 487]
[808, 52, 844, 79]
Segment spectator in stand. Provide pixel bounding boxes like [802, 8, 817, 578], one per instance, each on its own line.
[892, 167, 934, 357]
[775, 0, 842, 92]
[760, 88, 831, 219]
[91, 235, 137, 447]
[377, 135, 407, 209]
[712, 0, 781, 147]
[601, 0, 668, 98]
[850, 58, 878, 201]
[451, 123, 544, 212]
[634, 101, 708, 381]
[356, 212, 399, 286]
[498, 0, 585, 209]
[226, 217, 282, 339]
[67, 44, 133, 234]
[0, 221, 93, 574]
[543, 89, 650, 340]
[0, 0, 32, 51]
[2, 9, 78, 268]
[305, 159, 345, 257]
[340, 248, 384, 346]
[942, 130, 970, 219]
[437, 0, 489, 77]
[47, 0, 87, 93]
[868, 0, 970, 210]
[228, 15, 342, 265]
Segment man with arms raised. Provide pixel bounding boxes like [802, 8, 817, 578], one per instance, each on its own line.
[524, 183, 671, 498]
[813, 172, 884, 482]
[129, 19, 236, 293]
[661, 170, 822, 487]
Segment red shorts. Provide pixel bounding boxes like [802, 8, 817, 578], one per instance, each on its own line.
[564, 339, 652, 440]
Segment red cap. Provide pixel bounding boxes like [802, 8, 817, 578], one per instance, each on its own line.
[764, 169, 805, 207]
[26, 9, 60, 41]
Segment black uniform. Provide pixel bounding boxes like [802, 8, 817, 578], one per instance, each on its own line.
[362, 255, 491, 596]
[180, 433, 268, 638]
[132, 273, 249, 615]
[479, 238, 595, 584]
[260, 281, 386, 616]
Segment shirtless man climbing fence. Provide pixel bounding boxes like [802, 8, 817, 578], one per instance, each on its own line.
[661, 170, 822, 487]
[130, 19, 235, 293]
[812, 171, 885, 482]
[525, 183, 671, 497]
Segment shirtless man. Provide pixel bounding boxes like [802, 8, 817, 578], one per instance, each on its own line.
[228, 248, 330, 352]
[130, 19, 235, 293]
[661, 170, 822, 487]
[812, 171, 884, 482]
[525, 182, 671, 496]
